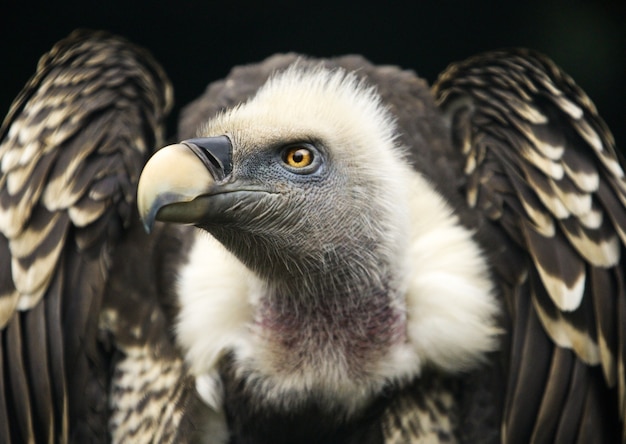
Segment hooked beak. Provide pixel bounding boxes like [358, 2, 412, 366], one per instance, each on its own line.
[137, 136, 232, 232]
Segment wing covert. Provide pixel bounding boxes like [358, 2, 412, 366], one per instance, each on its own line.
[0, 29, 172, 442]
[433, 49, 625, 442]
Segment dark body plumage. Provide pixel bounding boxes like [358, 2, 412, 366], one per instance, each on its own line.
[0, 30, 624, 443]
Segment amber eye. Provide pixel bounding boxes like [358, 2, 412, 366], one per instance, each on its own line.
[283, 146, 314, 168]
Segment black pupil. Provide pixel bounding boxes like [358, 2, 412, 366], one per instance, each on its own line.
[292, 149, 306, 164]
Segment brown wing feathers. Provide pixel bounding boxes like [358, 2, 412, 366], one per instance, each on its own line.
[434, 49, 624, 441]
[0, 30, 172, 442]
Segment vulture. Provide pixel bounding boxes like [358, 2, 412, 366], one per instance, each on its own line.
[0, 29, 624, 443]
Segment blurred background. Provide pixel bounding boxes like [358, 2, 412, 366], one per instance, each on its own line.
[1, 0, 624, 147]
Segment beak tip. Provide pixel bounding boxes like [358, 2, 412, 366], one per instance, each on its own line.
[138, 201, 156, 234]
[142, 219, 154, 234]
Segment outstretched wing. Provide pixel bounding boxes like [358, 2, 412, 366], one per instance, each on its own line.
[0, 29, 172, 442]
[433, 49, 625, 443]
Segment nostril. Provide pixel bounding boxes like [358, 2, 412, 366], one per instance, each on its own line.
[182, 136, 233, 180]
[186, 142, 223, 178]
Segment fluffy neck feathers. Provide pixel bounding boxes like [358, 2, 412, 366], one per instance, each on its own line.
[174, 172, 500, 415]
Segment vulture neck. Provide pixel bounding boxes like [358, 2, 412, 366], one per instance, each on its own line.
[233, 241, 414, 416]
[215, 225, 412, 378]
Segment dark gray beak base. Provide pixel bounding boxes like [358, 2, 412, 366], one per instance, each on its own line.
[183, 136, 233, 181]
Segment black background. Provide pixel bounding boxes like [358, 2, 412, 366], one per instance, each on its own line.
[2, 1, 624, 148]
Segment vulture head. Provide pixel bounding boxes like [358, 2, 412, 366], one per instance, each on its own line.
[137, 64, 499, 414]
[140, 66, 407, 288]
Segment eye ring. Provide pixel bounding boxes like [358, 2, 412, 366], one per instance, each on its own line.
[282, 146, 314, 169]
